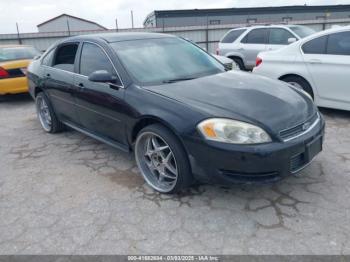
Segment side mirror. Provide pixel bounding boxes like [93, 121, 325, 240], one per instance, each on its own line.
[88, 70, 123, 89]
[34, 55, 41, 60]
[88, 70, 116, 83]
[288, 37, 297, 44]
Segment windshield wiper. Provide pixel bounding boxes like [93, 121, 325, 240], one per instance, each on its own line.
[162, 77, 196, 84]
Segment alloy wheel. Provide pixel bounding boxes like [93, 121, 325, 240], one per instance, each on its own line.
[36, 96, 52, 132]
[135, 132, 178, 193]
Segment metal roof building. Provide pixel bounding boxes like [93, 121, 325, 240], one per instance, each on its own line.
[37, 14, 107, 33]
[143, 5, 350, 28]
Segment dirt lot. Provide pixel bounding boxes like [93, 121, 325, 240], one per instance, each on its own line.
[0, 94, 349, 255]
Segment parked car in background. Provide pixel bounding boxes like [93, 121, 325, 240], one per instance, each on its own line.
[213, 55, 240, 70]
[0, 45, 41, 95]
[27, 33, 324, 194]
[180, 37, 240, 70]
[217, 25, 315, 70]
[253, 25, 350, 111]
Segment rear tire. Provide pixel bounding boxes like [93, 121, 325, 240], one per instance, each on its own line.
[281, 75, 314, 99]
[135, 124, 192, 194]
[35, 92, 64, 133]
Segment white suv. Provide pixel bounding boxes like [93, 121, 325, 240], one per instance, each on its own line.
[217, 25, 315, 70]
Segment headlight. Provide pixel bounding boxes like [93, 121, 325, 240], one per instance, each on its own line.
[197, 118, 272, 144]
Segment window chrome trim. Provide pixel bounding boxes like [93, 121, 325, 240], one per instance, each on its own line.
[41, 41, 125, 89]
[40, 47, 56, 66]
[42, 64, 82, 77]
[282, 113, 321, 142]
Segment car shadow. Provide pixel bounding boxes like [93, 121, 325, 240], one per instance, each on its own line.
[319, 107, 350, 119]
[0, 93, 33, 104]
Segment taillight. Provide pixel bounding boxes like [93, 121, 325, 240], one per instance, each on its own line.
[256, 57, 262, 67]
[0, 67, 9, 79]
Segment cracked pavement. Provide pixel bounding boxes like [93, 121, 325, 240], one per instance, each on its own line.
[0, 94, 349, 255]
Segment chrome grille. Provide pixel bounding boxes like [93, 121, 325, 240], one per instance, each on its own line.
[280, 113, 319, 141]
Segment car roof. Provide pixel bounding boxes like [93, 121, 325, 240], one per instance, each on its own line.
[66, 32, 175, 43]
[228, 24, 307, 31]
[299, 25, 350, 43]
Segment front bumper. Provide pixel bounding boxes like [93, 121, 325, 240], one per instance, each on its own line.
[183, 115, 325, 185]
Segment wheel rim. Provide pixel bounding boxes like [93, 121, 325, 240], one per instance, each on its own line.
[288, 81, 303, 90]
[135, 132, 178, 193]
[36, 96, 52, 132]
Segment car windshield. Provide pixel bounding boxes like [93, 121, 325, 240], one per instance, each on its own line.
[288, 26, 316, 38]
[111, 37, 225, 85]
[0, 46, 41, 62]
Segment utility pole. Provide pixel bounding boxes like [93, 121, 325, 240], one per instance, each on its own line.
[205, 15, 209, 51]
[16, 23, 22, 44]
[66, 18, 71, 36]
[115, 18, 118, 32]
[131, 10, 134, 28]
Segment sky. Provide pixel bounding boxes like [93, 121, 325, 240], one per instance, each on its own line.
[1, 0, 350, 34]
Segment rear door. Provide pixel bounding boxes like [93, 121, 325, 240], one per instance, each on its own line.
[43, 43, 80, 124]
[73, 41, 126, 144]
[240, 28, 268, 69]
[302, 31, 350, 103]
[267, 28, 297, 51]
[218, 29, 246, 56]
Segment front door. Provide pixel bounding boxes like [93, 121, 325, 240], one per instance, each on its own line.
[73, 42, 126, 144]
[266, 28, 296, 51]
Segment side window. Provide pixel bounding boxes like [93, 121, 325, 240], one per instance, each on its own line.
[302, 36, 327, 54]
[242, 29, 268, 44]
[79, 43, 115, 77]
[221, 29, 246, 43]
[327, 31, 350, 56]
[52, 44, 78, 72]
[269, 29, 295, 45]
[42, 48, 55, 66]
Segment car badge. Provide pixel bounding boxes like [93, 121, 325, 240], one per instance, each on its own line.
[302, 122, 311, 131]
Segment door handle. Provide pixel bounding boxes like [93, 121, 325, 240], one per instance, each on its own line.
[308, 59, 322, 64]
[75, 83, 85, 90]
[238, 48, 245, 51]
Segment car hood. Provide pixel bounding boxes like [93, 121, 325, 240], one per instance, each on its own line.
[144, 71, 316, 134]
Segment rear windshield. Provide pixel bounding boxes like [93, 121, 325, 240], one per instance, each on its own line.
[288, 26, 316, 38]
[0, 46, 41, 62]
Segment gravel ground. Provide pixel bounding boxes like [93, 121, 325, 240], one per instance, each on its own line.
[0, 94, 349, 255]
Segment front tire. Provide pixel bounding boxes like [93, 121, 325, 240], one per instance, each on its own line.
[35, 92, 64, 133]
[230, 57, 246, 71]
[135, 124, 192, 194]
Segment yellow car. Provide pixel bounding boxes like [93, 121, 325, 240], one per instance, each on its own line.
[0, 45, 41, 95]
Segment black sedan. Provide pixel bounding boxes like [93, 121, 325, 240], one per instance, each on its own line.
[27, 33, 325, 194]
